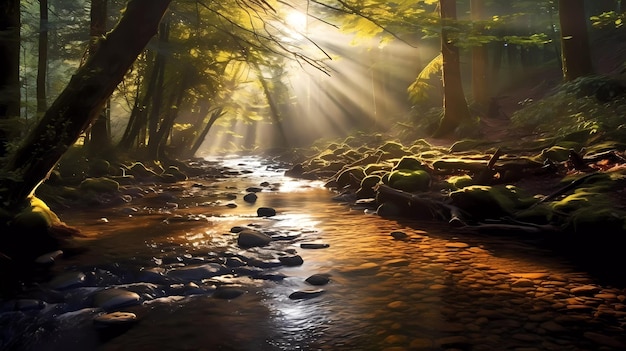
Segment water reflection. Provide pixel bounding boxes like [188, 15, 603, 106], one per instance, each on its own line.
[17, 155, 625, 351]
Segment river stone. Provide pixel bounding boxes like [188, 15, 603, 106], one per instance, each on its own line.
[289, 289, 325, 300]
[166, 263, 226, 281]
[571, 284, 601, 296]
[93, 289, 141, 310]
[93, 311, 137, 329]
[237, 229, 272, 248]
[35, 250, 63, 265]
[390, 231, 408, 240]
[243, 193, 258, 203]
[257, 207, 276, 217]
[300, 243, 330, 249]
[49, 271, 87, 290]
[279, 255, 304, 266]
[306, 274, 331, 286]
[212, 285, 246, 299]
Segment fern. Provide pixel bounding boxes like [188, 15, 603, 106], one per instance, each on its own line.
[408, 53, 442, 103]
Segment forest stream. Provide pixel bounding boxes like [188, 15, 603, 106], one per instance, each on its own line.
[1, 155, 625, 351]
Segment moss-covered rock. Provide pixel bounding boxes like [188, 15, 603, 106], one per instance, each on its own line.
[449, 185, 534, 220]
[565, 207, 625, 233]
[336, 166, 366, 189]
[445, 175, 474, 190]
[13, 196, 61, 230]
[393, 156, 424, 172]
[79, 177, 120, 193]
[388, 169, 431, 192]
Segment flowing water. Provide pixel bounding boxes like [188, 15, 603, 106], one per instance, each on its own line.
[1, 155, 625, 351]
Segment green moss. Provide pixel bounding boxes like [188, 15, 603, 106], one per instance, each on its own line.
[13, 196, 61, 230]
[566, 207, 625, 233]
[79, 177, 120, 193]
[449, 185, 534, 219]
[446, 175, 474, 189]
[538, 146, 570, 162]
[393, 156, 424, 172]
[388, 169, 431, 192]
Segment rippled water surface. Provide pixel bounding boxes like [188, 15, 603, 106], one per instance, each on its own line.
[2, 155, 625, 351]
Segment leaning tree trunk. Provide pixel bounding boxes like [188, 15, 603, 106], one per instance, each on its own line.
[433, 0, 472, 138]
[0, 0, 171, 211]
[558, 0, 594, 81]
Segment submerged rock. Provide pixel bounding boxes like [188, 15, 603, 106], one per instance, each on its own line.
[289, 289, 325, 300]
[257, 207, 277, 217]
[237, 229, 272, 248]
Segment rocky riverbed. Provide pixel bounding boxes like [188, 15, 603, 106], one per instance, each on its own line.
[1, 155, 625, 351]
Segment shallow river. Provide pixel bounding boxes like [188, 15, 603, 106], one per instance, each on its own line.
[1, 155, 625, 351]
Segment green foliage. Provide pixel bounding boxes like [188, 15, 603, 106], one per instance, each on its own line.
[590, 11, 626, 28]
[388, 169, 431, 192]
[408, 54, 442, 104]
[511, 76, 626, 138]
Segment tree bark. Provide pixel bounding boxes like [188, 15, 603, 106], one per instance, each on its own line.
[470, 0, 488, 112]
[1, 0, 171, 210]
[558, 0, 594, 81]
[434, 0, 472, 138]
[0, 0, 21, 156]
[86, 0, 111, 155]
[37, 0, 49, 115]
[187, 107, 224, 158]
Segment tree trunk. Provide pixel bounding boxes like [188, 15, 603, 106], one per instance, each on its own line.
[147, 16, 170, 150]
[0, 0, 171, 210]
[86, 0, 111, 155]
[37, 0, 48, 115]
[434, 0, 472, 138]
[558, 0, 594, 81]
[147, 68, 190, 159]
[187, 107, 223, 158]
[0, 0, 21, 157]
[471, 0, 488, 112]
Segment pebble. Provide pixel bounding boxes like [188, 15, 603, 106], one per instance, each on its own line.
[93, 289, 141, 310]
[300, 243, 330, 249]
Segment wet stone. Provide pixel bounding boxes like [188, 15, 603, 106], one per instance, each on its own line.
[93, 289, 141, 310]
[257, 207, 276, 217]
[279, 255, 304, 266]
[166, 263, 226, 281]
[571, 285, 601, 296]
[289, 289, 325, 300]
[237, 229, 272, 248]
[243, 193, 258, 203]
[93, 311, 137, 329]
[34, 250, 63, 265]
[306, 273, 331, 286]
[300, 243, 330, 249]
[390, 231, 409, 240]
[213, 285, 246, 300]
[48, 271, 86, 290]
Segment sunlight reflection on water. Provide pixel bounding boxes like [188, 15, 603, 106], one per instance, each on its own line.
[38, 155, 624, 351]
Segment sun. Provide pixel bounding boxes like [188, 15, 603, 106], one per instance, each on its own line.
[285, 10, 307, 33]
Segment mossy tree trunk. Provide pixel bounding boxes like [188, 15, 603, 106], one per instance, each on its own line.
[433, 0, 472, 138]
[470, 0, 488, 113]
[0, 0, 171, 211]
